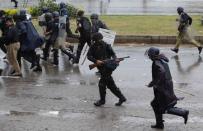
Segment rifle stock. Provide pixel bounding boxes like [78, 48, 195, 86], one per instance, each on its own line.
[89, 56, 130, 70]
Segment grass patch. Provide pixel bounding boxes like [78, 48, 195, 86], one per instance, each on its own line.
[33, 15, 203, 36]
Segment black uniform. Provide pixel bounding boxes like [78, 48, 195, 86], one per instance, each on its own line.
[91, 20, 108, 34]
[74, 16, 91, 63]
[4, 26, 19, 46]
[148, 50, 189, 129]
[87, 40, 126, 106]
[46, 19, 59, 65]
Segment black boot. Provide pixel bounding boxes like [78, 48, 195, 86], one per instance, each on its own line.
[115, 96, 127, 106]
[95, 83, 106, 107]
[61, 49, 75, 60]
[42, 48, 49, 61]
[167, 107, 189, 124]
[94, 100, 105, 107]
[53, 49, 59, 66]
[171, 48, 179, 53]
[151, 113, 164, 129]
[33, 55, 42, 72]
[109, 87, 126, 106]
[198, 47, 202, 54]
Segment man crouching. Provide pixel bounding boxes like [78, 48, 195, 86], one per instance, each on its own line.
[146, 47, 189, 129]
[87, 32, 126, 107]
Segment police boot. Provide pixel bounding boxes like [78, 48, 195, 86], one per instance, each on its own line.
[110, 88, 126, 106]
[61, 49, 75, 60]
[94, 84, 106, 107]
[115, 95, 126, 106]
[151, 113, 164, 129]
[73, 49, 81, 64]
[52, 49, 59, 66]
[198, 47, 202, 54]
[33, 55, 42, 72]
[171, 48, 179, 53]
[94, 100, 105, 107]
[167, 107, 189, 124]
[42, 48, 48, 61]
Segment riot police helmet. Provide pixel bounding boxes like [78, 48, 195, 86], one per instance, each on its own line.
[77, 10, 84, 17]
[42, 6, 49, 13]
[45, 12, 53, 22]
[92, 32, 103, 42]
[59, 2, 66, 9]
[177, 7, 184, 14]
[53, 11, 59, 18]
[90, 13, 99, 20]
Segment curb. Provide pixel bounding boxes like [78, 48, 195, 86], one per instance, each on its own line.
[67, 35, 203, 44]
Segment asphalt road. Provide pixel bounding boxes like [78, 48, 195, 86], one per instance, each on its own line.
[0, 44, 203, 131]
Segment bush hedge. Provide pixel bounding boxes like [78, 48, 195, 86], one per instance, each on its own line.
[29, 0, 79, 18]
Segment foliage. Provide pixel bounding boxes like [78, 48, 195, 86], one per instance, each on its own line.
[29, 0, 79, 18]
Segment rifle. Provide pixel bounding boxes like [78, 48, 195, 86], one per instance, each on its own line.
[89, 56, 130, 70]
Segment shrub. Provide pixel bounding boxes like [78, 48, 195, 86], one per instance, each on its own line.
[4, 9, 18, 16]
[30, 0, 79, 18]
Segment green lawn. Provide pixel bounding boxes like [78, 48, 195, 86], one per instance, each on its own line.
[33, 15, 203, 36]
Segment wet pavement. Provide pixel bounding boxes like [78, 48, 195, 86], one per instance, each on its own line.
[0, 44, 203, 131]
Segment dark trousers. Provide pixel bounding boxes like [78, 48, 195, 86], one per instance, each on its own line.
[151, 99, 164, 125]
[151, 99, 189, 125]
[19, 50, 40, 67]
[43, 41, 52, 60]
[43, 41, 59, 65]
[76, 36, 91, 61]
[98, 74, 125, 102]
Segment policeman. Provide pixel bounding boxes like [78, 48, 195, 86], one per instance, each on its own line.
[38, 6, 49, 35]
[74, 10, 92, 64]
[0, 10, 7, 54]
[58, 3, 75, 61]
[171, 7, 202, 54]
[42, 12, 53, 61]
[44, 11, 60, 66]
[87, 32, 126, 106]
[146, 47, 189, 129]
[90, 13, 108, 34]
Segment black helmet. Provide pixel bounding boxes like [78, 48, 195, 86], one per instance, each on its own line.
[146, 47, 160, 59]
[92, 32, 103, 42]
[177, 7, 184, 14]
[19, 9, 26, 15]
[77, 10, 84, 17]
[90, 13, 98, 20]
[59, 2, 66, 9]
[42, 6, 49, 13]
[53, 11, 59, 18]
[45, 12, 53, 22]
